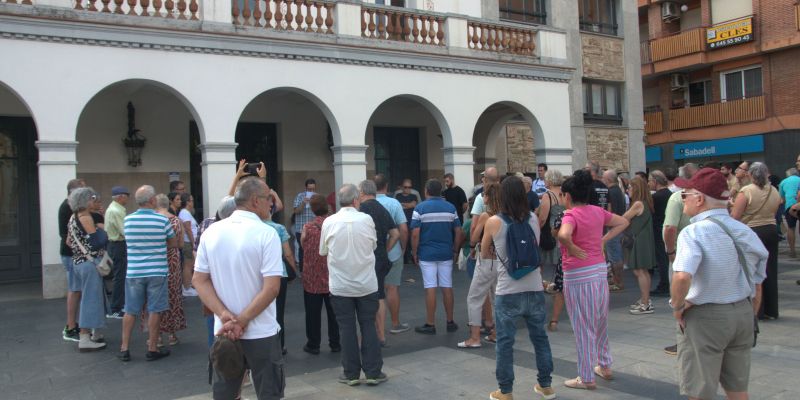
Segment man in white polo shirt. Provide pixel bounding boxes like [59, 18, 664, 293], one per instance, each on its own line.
[194, 177, 285, 400]
[671, 168, 767, 400]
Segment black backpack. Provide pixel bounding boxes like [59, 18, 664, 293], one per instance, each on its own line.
[498, 213, 540, 279]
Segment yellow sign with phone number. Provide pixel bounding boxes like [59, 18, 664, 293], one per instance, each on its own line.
[706, 17, 753, 49]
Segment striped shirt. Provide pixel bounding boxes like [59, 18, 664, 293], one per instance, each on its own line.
[124, 208, 175, 278]
[673, 208, 768, 305]
[410, 197, 460, 262]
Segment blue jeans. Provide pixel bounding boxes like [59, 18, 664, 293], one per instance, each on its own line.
[495, 291, 553, 393]
[74, 259, 107, 330]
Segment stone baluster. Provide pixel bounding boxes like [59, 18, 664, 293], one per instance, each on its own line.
[428, 16, 436, 44]
[264, 0, 273, 27]
[100, 0, 111, 12]
[411, 15, 419, 43]
[126, 0, 136, 15]
[376, 10, 386, 39]
[479, 24, 487, 50]
[419, 15, 428, 44]
[316, 2, 324, 33]
[231, 0, 239, 23]
[113, 0, 124, 13]
[295, 0, 304, 31]
[361, 7, 367, 36]
[284, 0, 293, 29]
[324, 3, 333, 34]
[470, 23, 478, 49]
[501, 28, 509, 51]
[273, 0, 283, 28]
[188, 0, 197, 19]
[152, 0, 162, 16]
[252, 0, 262, 26]
[401, 13, 410, 42]
[304, 1, 313, 32]
[140, 0, 150, 16]
[367, 8, 375, 38]
[87, 0, 97, 11]
[386, 10, 395, 40]
[74, 0, 83, 10]
[436, 17, 444, 45]
[176, 0, 186, 18]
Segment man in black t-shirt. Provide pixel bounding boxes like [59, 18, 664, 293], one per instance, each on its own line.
[586, 161, 609, 210]
[59, 178, 86, 342]
[395, 178, 418, 263]
[649, 170, 673, 296]
[442, 173, 467, 219]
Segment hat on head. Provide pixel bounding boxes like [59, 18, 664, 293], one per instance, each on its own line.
[210, 336, 245, 381]
[111, 186, 130, 196]
[674, 167, 730, 200]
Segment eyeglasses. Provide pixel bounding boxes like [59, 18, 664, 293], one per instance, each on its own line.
[680, 191, 702, 200]
[403, 186, 412, 189]
[90, 195, 98, 200]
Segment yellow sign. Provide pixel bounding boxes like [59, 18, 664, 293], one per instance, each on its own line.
[706, 17, 753, 49]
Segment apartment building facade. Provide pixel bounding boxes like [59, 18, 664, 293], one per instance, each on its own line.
[641, 0, 800, 171]
[0, 0, 642, 296]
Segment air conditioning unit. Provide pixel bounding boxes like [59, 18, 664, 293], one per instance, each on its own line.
[662, 2, 680, 23]
[670, 73, 688, 90]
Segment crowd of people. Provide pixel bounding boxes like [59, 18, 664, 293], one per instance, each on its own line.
[57, 153, 792, 399]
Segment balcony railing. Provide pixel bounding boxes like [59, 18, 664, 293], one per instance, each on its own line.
[467, 20, 536, 55]
[232, 0, 334, 31]
[640, 40, 651, 64]
[668, 96, 765, 131]
[361, 4, 445, 45]
[649, 27, 706, 62]
[75, 0, 199, 19]
[644, 111, 663, 134]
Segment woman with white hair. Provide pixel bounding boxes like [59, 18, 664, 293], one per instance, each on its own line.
[731, 162, 781, 320]
[67, 187, 108, 352]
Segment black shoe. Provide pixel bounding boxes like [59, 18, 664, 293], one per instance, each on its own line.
[117, 350, 131, 362]
[338, 374, 360, 386]
[303, 345, 320, 355]
[415, 324, 436, 335]
[365, 372, 388, 386]
[446, 320, 459, 332]
[330, 345, 341, 353]
[664, 344, 677, 356]
[145, 348, 170, 361]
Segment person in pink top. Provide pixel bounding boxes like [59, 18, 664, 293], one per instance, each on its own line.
[557, 170, 628, 390]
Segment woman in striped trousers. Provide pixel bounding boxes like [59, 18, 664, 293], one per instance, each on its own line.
[557, 170, 628, 390]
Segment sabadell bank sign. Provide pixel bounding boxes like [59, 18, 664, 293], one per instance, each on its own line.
[674, 135, 763, 160]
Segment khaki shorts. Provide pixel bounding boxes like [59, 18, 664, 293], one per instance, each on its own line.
[183, 241, 195, 260]
[384, 257, 404, 287]
[677, 299, 753, 399]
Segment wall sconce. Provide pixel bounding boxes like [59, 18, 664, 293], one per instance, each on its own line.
[123, 101, 146, 167]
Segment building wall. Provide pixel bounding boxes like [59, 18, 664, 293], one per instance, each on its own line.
[768, 47, 800, 117]
[586, 127, 630, 172]
[710, 0, 751, 24]
[581, 34, 625, 81]
[504, 122, 536, 174]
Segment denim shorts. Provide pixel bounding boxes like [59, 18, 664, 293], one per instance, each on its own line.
[61, 255, 81, 292]
[605, 235, 623, 263]
[124, 276, 169, 314]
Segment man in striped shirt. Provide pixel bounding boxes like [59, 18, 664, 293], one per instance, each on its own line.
[118, 185, 178, 362]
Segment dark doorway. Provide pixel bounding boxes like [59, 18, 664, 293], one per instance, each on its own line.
[235, 122, 279, 214]
[189, 122, 204, 219]
[0, 117, 40, 283]
[373, 127, 421, 192]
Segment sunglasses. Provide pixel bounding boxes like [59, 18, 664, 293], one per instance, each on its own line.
[680, 191, 702, 200]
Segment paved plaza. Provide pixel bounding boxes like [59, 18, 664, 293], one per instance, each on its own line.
[2, 249, 799, 400]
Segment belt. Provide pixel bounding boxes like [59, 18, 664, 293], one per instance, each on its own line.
[109, 239, 126, 242]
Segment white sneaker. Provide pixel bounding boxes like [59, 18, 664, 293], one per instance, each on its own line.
[630, 303, 654, 315]
[182, 287, 198, 297]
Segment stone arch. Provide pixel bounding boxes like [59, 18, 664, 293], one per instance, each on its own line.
[472, 101, 545, 175]
[365, 94, 453, 147]
[0, 80, 39, 132]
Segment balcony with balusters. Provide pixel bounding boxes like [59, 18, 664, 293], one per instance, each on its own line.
[0, 0, 567, 67]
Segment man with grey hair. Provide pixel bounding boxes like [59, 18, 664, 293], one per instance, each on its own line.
[105, 186, 130, 319]
[650, 170, 672, 296]
[522, 176, 540, 213]
[585, 161, 609, 210]
[118, 185, 179, 362]
[194, 177, 285, 398]
[470, 166, 500, 236]
[321, 183, 386, 386]
[59, 178, 86, 341]
[671, 168, 767, 400]
[374, 174, 410, 334]
[357, 179, 399, 346]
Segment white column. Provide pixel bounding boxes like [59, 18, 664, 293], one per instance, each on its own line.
[199, 142, 237, 219]
[334, 2, 363, 37]
[332, 145, 368, 192]
[535, 148, 574, 175]
[36, 140, 78, 299]
[443, 146, 476, 192]
[445, 16, 469, 49]
[201, 0, 232, 24]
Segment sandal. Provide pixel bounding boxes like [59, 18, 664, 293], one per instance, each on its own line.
[609, 284, 624, 292]
[564, 376, 596, 390]
[457, 340, 482, 349]
[480, 324, 495, 335]
[169, 335, 180, 346]
[547, 321, 558, 332]
[594, 365, 613, 381]
[483, 335, 496, 344]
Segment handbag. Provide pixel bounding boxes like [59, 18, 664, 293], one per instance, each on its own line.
[71, 227, 113, 277]
[705, 217, 759, 348]
[538, 192, 558, 251]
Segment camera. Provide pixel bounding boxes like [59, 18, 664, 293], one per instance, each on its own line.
[245, 162, 261, 175]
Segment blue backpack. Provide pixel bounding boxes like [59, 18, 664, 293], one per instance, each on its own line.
[499, 213, 540, 279]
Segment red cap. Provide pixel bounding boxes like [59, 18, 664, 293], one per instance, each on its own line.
[674, 167, 730, 200]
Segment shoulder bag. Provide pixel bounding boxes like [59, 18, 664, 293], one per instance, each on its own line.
[622, 209, 651, 250]
[70, 226, 113, 277]
[705, 217, 759, 347]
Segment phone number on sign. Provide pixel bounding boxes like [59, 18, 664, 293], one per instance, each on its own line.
[709, 34, 752, 49]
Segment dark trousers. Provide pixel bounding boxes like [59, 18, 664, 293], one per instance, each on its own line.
[752, 224, 779, 318]
[653, 226, 669, 290]
[107, 240, 127, 313]
[211, 334, 285, 400]
[304, 291, 340, 350]
[294, 233, 304, 272]
[331, 293, 383, 379]
[276, 277, 288, 349]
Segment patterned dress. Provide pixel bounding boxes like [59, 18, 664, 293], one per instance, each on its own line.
[160, 215, 187, 333]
